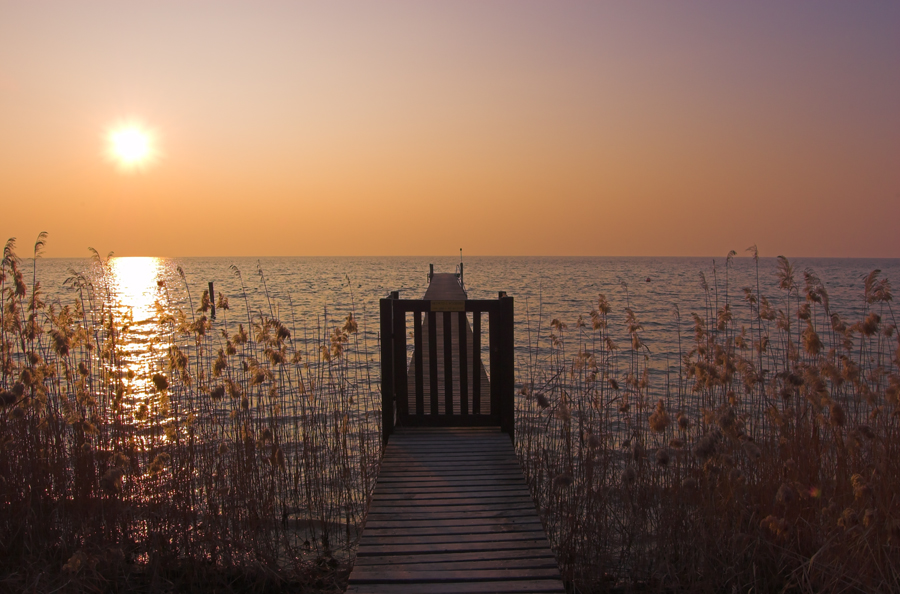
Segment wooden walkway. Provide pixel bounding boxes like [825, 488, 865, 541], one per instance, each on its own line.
[347, 274, 564, 593]
[346, 428, 565, 593]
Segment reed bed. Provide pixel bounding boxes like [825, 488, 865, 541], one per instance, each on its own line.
[518, 250, 899, 593]
[0, 237, 381, 593]
[3, 236, 897, 593]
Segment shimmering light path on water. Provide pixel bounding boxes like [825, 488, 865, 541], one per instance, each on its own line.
[34, 256, 899, 367]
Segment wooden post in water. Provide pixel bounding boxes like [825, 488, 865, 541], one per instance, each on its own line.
[208, 282, 216, 319]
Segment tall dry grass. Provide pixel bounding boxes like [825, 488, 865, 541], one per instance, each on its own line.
[517, 250, 899, 593]
[0, 237, 380, 593]
[4, 236, 897, 593]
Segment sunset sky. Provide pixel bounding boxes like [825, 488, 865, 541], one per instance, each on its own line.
[1, 1, 898, 258]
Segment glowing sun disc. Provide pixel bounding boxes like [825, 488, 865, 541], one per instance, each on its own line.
[106, 123, 157, 170]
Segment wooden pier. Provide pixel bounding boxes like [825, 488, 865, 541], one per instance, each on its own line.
[346, 271, 564, 593]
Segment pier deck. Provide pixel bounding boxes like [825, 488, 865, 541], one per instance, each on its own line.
[346, 427, 564, 593]
[347, 273, 564, 593]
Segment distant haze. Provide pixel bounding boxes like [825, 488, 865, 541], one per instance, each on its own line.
[1, 1, 898, 258]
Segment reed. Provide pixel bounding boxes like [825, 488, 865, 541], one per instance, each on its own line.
[2, 237, 896, 593]
[0, 236, 380, 593]
[517, 252, 898, 593]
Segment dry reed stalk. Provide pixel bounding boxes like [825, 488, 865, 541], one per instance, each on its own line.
[516, 254, 898, 593]
[0, 236, 379, 593]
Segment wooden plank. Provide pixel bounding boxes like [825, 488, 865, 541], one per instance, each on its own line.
[381, 450, 517, 458]
[371, 477, 526, 489]
[384, 442, 513, 450]
[373, 470, 528, 479]
[356, 555, 556, 577]
[361, 530, 548, 542]
[379, 297, 394, 444]
[428, 310, 438, 414]
[384, 434, 511, 444]
[444, 311, 453, 414]
[361, 523, 544, 537]
[390, 426, 500, 433]
[356, 558, 558, 572]
[366, 505, 539, 517]
[373, 482, 529, 492]
[358, 532, 549, 547]
[350, 567, 562, 583]
[379, 456, 518, 465]
[498, 295, 515, 440]
[459, 310, 468, 415]
[414, 310, 424, 415]
[372, 486, 533, 497]
[473, 311, 481, 414]
[346, 580, 566, 593]
[348, 427, 563, 591]
[377, 466, 524, 474]
[353, 549, 557, 566]
[365, 515, 544, 527]
[393, 300, 408, 417]
[354, 538, 554, 556]
[374, 476, 525, 484]
[365, 504, 539, 517]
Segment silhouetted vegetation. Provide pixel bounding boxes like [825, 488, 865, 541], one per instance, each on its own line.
[0, 236, 379, 593]
[2, 236, 896, 593]
[518, 249, 898, 593]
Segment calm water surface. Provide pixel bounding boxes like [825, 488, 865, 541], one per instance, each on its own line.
[30, 255, 900, 407]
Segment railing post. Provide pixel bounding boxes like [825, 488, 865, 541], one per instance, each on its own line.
[429, 264, 433, 283]
[392, 298, 409, 420]
[498, 293, 515, 444]
[380, 293, 397, 445]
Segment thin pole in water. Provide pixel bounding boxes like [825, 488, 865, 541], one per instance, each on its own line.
[208, 281, 216, 319]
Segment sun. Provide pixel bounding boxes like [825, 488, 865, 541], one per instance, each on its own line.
[106, 123, 158, 171]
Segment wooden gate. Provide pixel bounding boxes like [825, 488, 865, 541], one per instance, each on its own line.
[379, 292, 514, 443]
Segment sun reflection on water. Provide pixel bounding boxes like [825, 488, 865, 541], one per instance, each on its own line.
[106, 257, 171, 427]
[108, 257, 165, 323]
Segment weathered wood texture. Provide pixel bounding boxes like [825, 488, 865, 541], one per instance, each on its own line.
[380, 273, 515, 439]
[406, 298, 491, 416]
[346, 427, 564, 593]
[422, 272, 466, 300]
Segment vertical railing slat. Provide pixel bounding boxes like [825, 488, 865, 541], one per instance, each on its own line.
[458, 310, 468, 416]
[443, 311, 453, 415]
[473, 311, 481, 415]
[428, 311, 438, 415]
[499, 295, 515, 443]
[392, 300, 408, 418]
[379, 297, 394, 445]
[380, 289, 512, 441]
[413, 311, 424, 415]
[489, 305, 500, 417]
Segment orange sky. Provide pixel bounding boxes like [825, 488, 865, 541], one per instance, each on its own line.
[1, 2, 898, 258]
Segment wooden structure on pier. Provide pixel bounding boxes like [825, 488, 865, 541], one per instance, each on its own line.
[346, 270, 564, 593]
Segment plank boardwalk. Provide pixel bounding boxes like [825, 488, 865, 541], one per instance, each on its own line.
[347, 274, 565, 593]
[346, 428, 565, 593]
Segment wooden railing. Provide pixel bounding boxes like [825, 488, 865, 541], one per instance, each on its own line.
[379, 291, 514, 444]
